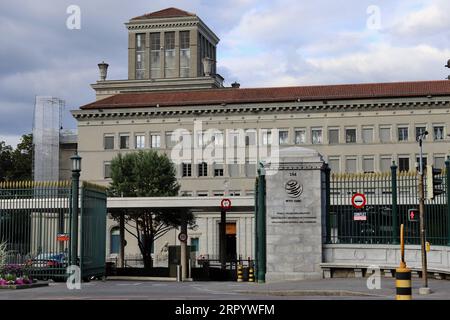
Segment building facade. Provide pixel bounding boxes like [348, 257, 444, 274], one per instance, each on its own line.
[71, 7, 450, 265]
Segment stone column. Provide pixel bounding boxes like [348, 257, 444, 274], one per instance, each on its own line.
[264, 147, 325, 281]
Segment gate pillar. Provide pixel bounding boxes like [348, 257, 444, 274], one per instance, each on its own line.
[264, 147, 325, 281]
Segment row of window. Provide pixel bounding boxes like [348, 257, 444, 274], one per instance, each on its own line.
[328, 154, 448, 173]
[180, 190, 254, 197]
[136, 30, 191, 79]
[103, 125, 447, 150]
[103, 161, 258, 179]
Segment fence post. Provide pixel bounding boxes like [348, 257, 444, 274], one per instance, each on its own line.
[446, 157, 450, 246]
[324, 164, 331, 244]
[391, 162, 399, 244]
[254, 177, 259, 281]
[256, 162, 266, 283]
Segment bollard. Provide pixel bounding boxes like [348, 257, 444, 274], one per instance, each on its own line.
[395, 267, 412, 300]
[248, 261, 255, 283]
[237, 263, 243, 282]
[177, 265, 182, 282]
[396, 224, 412, 300]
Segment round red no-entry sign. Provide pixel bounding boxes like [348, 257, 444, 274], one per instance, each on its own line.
[351, 193, 367, 209]
[220, 198, 232, 210]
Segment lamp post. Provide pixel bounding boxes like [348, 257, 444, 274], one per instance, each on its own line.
[416, 131, 430, 294]
[70, 154, 81, 267]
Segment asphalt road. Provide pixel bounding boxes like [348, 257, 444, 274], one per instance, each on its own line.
[0, 278, 449, 300]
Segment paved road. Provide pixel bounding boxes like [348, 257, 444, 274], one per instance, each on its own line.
[0, 278, 449, 300]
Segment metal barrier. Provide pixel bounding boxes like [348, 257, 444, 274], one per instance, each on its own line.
[324, 161, 450, 245]
[0, 181, 107, 281]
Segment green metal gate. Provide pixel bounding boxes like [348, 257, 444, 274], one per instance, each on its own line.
[324, 160, 450, 246]
[0, 181, 107, 281]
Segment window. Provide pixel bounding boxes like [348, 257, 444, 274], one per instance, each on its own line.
[345, 128, 356, 143]
[212, 131, 224, 146]
[398, 127, 409, 142]
[398, 157, 410, 172]
[362, 128, 373, 143]
[182, 163, 192, 177]
[245, 130, 256, 146]
[228, 163, 240, 177]
[279, 130, 289, 144]
[180, 31, 190, 78]
[104, 162, 112, 179]
[415, 126, 427, 141]
[135, 134, 145, 149]
[363, 157, 374, 173]
[416, 156, 427, 172]
[328, 129, 339, 144]
[104, 135, 114, 150]
[229, 190, 241, 196]
[110, 227, 120, 254]
[164, 32, 175, 78]
[190, 238, 199, 253]
[245, 160, 256, 177]
[180, 191, 193, 196]
[120, 134, 130, 149]
[150, 33, 161, 78]
[245, 190, 255, 196]
[311, 128, 323, 144]
[151, 134, 161, 148]
[345, 157, 357, 173]
[328, 157, 340, 172]
[434, 155, 446, 169]
[262, 130, 272, 145]
[135, 33, 145, 79]
[214, 163, 224, 177]
[380, 127, 391, 143]
[165, 132, 176, 148]
[380, 157, 392, 172]
[433, 126, 444, 141]
[197, 191, 208, 197]
[198, 162, 208, 177]
[294, 129, 306, 144]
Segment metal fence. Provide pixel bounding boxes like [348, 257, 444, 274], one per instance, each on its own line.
[0, 181, 107, 281]
[324, 161, 450, 246]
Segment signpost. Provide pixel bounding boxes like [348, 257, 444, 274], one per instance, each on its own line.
[220, 199, 231, 270]
[351, 193, 367, 209]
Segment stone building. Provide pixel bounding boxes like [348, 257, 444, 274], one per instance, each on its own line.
[71, 7, 450, 265]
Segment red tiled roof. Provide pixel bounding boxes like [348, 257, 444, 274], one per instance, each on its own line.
[80, 80, 450, 110]
[131, 7, 195, 20]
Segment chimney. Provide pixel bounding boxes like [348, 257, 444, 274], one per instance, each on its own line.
[231, 82, 240, 88]
[98, 61, 109, 81]
[202, 57, 213, 77]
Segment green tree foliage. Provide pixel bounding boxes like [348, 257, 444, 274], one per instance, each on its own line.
[108, 150, 195, 269]
[0, 134, 32, 182]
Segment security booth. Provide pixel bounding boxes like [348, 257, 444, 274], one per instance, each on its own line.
[168, 245, 193, 277]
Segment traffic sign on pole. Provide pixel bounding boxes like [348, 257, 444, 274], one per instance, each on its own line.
[351, 193, 366, 209]
[220, 198, 232, 210]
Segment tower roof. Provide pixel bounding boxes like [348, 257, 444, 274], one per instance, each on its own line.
[131, 7, 196, 20]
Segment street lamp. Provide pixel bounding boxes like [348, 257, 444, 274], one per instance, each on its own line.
[416, 131, 431, 295]
[70, 153, 82, 267]
[446, 59, 450, 79]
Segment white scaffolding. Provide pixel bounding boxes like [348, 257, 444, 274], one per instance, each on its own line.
[32, 96, 64, 181]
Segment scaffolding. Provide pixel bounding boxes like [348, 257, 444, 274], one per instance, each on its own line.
[32, 96, 64, 181]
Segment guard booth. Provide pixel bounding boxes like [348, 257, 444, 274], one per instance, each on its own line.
[168, 245, 192, 277]
[0, 181, 107, 281]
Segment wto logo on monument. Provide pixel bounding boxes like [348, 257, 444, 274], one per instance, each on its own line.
[285, 180, 303, 198]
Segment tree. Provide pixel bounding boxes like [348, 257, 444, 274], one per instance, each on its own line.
[0, 134, 33, 182]
[0, 141, 13, 182]
[10, 134, 33, 181]
[108, 150, 195, 269]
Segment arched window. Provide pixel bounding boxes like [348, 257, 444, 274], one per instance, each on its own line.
[110, 227, 120, 254]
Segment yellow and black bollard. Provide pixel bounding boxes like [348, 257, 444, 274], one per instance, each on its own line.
[248, 261, 255, 283]
[237, 263, 244, 282]
[396, 224, 412, 300]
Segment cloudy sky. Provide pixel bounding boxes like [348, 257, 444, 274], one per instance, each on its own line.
[1, 0, 449, 147]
